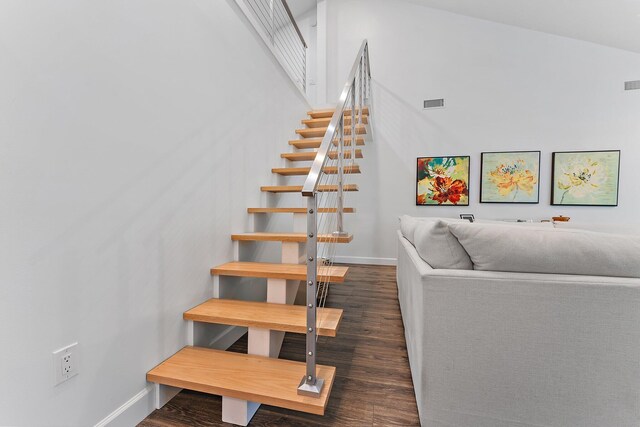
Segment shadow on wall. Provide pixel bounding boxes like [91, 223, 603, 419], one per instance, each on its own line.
[373, 79, 471, 214]
[338, 79, 475, 261]
[374, 80, 464, 162]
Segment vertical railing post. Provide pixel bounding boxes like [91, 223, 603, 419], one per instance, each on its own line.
[269, 0, 275, 44]
[336, 120, 345, 235]
[351, 82, 356, 162]
[298, 195, 324, 397]
[364, 44, 370, 103]
[359, 55, 364, 126]
[303, 46, 307, 92]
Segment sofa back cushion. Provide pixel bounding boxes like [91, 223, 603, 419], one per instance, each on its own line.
[449, 223, 640, 278]
[399, 216, 553, 270]
[399, 215, 470, 243]
[398, 215, 420, 245]
[413, 219, 474, 270]
[553, 221, 640, 235]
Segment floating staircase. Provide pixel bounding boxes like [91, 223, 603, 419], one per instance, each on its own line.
[147, 347, 336, 415]
[302, 115, 368, 128]
[184, 299, 343, 337]
[247, 207, 356, 214]
[260, 184, 359, 193]
[147, 104, 370, 424]
[295, 124, 366, 138]
[289, 136, 365, 149]
[307, 106, 369, 119]
[281, 149, 363, 161]
[230, 232, 354, 243]
[211, 261, 349, 282]
[147, 38, 371, 426]
[271, 165, 361, 176]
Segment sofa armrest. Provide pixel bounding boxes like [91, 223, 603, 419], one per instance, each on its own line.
[396, 229, 433, 275]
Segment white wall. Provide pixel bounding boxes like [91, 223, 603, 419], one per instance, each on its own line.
[326, 0, 640, 264]
[0, 0, 308, 426]
[295, 5, 318, 105]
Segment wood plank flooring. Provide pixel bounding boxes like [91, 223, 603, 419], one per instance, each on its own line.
[138, 264, 420, 426]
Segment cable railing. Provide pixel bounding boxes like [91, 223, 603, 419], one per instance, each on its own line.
[297, 40, 371, 397]
[238, 0, 307, 92]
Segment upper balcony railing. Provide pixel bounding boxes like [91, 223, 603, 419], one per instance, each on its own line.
[236, 0, 307, 92]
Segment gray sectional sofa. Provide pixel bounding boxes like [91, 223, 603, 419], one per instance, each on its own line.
[397, 216, 640, 427]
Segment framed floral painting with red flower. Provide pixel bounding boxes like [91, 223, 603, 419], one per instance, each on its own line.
[480, 151, 541, 203]
[416, 156, 470, 206]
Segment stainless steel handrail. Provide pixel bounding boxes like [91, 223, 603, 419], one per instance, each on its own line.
[297, 40, 371, 398]
[282, 0, 308, 48]
[301, 40, 370, 196]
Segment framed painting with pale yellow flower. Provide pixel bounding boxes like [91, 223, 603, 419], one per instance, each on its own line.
[480, 151, 540, 203]
[416, 156, 470, 206]
[551, 150, 620, 206]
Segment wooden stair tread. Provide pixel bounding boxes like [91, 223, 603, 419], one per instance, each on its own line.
[272, 165, 361, 176]
[184, 299, 343, 337]
[231, 232, 353, 243]
[147, 346, 335, 415]
[281, 149, 363, 161]
[307, 107, 369, 119]
[302, 116, 368, 128]
[247, 207, 356, 214]
[289, 137, 365, 149]
[211, 261, 349, 282]
[296, 125, 366, 138]
[261, 184, 358, 193]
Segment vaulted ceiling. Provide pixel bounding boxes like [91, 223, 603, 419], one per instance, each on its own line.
[409, 0, 640, 53]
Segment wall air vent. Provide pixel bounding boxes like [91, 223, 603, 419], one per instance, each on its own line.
[625, 80, 640, 91]
[423, 98, 445, 109]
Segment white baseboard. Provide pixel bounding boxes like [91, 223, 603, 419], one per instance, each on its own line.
[333, 256, 397, 266]
[94, 386, 154, 427]
[97, 326, 248, 426]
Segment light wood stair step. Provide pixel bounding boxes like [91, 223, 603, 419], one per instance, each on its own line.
[261, 184, 358, 193]
[296, 124, 366, 139]
[307, 107, 369, 119]
[147, 346, 335, 415]
[247, 207, 356, 214]
[211, 261, 349, 282]
[289, 137, 365, 149]
[302, 115, 368, 128]
[272, 165, 361, 176]
[281, 149, 363, 162]
[184, 299, 343, 337]
[231, 232, 353, 243]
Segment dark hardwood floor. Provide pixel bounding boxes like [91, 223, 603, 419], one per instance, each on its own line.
[139, 264, 420, 426]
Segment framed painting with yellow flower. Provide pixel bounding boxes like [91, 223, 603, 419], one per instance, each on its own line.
[480, 151, 541, 203]
[551, 150, 620, 206]
[416, 156, 470, 206]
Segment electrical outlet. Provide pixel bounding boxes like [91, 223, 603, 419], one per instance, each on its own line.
[53, 342, 78, 386]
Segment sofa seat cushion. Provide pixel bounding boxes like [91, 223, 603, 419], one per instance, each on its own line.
[449, 223, 640, 278]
